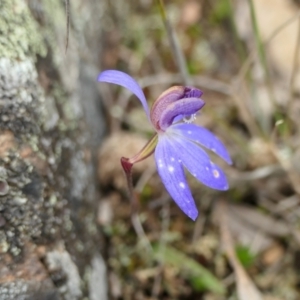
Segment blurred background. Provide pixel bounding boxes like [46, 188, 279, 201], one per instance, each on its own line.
[96, 0, 300, 299]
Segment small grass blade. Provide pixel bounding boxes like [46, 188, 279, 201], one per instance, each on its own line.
[153, 245, 225, 294]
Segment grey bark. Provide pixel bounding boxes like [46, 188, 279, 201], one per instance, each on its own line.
[0, 0, 106, 299]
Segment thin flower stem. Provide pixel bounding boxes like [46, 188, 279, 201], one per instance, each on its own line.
[123, 166, 153, 253]
[156, 0, 191, 86]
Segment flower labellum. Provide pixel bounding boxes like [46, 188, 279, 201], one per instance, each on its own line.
[98, 70, 232, 221]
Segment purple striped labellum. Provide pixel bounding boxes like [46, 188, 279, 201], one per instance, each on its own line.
[98, 70, 232, 220]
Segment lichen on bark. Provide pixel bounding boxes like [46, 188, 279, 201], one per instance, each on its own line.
[0, 0, 105, 299]
[0, 0, 46, 60]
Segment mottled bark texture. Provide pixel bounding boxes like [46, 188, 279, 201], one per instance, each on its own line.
[0, 0, 106, 299]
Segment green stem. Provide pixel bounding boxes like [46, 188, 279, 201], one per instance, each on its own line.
[288, 18, 300, 109]
[156, 0, 191, 85]
[121, 135, 158, 252]
[248, 0, 279, 134]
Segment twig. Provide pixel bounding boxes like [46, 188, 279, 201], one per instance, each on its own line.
[229, 164, 282, 181]
[274, 195, 299, 213]
[229, 85, 262, 137]
[138, 73, 231, 94]
[148, 194, 170, 209]
[218, 200, 263, 300]
[65, 0, 70, 53]
[234, 10, 300, 136]
[270, 145, 300, 195]
[237, 11, 300, 83]
[267, 12, 300, 44]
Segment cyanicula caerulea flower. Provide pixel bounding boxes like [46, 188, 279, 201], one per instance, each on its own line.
[98, 70, 232, 221]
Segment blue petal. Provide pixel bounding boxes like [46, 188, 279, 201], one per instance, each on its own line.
[155, 136, 198, 221]
[98, 70, 150, 118]
[171, 123, 232, 165]
[169, 135, 229, 191]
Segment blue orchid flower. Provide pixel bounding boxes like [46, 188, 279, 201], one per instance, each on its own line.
[98, 70, 232, 221]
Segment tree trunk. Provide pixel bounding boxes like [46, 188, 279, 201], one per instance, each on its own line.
[0, 0, 106, 299]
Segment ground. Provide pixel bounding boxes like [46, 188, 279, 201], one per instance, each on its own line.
[97, 1, 300, 299]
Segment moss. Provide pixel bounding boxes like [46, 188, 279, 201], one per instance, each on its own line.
[0, 0, 46, 60]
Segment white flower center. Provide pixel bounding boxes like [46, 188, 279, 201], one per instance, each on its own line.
[183, 114, 197, 124]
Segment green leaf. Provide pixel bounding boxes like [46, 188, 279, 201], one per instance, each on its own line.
[153, 245, 225, 294]
[235, 245, 256, 268]
[210, 0, 231, 23]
